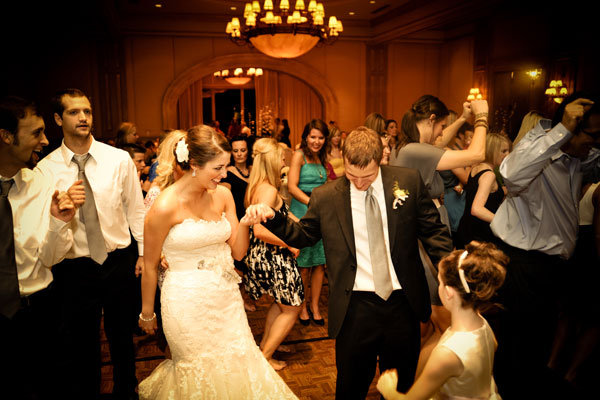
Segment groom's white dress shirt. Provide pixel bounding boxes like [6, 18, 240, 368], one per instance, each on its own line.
[350, 168, 401, 292]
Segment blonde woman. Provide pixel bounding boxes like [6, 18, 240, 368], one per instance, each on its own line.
[244, 138, 304, 370]
[457, 133, 511, 247]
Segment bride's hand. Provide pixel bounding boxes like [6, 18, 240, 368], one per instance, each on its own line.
[138, 312, 157, 335]
[241, 204, 275, 225]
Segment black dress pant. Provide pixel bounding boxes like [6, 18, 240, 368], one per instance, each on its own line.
[489, 240, 564, 399]
[52, 248, 138, 399]
[0, 285, 59, 400]
[335, 290, 421, 400]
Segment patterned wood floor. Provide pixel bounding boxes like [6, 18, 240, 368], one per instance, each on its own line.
[100, 279, 383, 399]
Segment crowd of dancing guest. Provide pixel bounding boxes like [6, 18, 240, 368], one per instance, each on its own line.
[3, 85, 600, 400]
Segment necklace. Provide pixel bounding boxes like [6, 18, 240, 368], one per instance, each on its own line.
[235, 165, 249, 178]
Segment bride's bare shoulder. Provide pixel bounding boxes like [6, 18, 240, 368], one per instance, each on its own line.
[147, 186, 179, 222]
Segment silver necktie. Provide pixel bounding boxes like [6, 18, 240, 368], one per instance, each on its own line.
[365, 186, 393, 300]
[73, 155, 108, 264]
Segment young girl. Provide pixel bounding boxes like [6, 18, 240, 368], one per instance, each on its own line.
[377, 241, 507, 400]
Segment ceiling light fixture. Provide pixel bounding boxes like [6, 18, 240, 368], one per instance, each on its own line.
[214, 67, 264, 85]
[226, 1, 343, 59]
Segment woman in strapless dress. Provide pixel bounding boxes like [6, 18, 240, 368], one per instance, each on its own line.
[137, 125, 298, 400]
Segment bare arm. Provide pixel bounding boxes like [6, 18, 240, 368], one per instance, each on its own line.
[436, 100, 487, 171]
[252, 183, 295, 248]
[471, 170, 498, 223]
[436, 102, 472, 149]
[288, 151, 310, 205]
[378, 346, 463, 400]
[222, 186, 251, 261]
[139, 194, 175, 334]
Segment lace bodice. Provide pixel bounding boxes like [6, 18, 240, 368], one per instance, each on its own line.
[139, 212, 298, 399]
[162, 214, 239, 283]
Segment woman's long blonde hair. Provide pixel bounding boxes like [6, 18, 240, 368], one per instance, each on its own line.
[153, 129, 187, 190]
[245, 138, 282, 207]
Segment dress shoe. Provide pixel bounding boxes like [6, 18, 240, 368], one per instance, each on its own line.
[298, 315, 310, 326]
[308, 308, 325, 326]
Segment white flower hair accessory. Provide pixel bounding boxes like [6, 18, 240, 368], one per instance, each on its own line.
[457, 250, 470, 293]
[175, 138, 189, 163]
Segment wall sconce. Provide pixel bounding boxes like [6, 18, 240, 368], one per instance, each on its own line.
[526, 69, 542, 80]
[545, 80, 568, 104]
[467, 88, 483, 101]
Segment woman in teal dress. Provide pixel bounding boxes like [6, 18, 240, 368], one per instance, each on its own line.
[288, 119, 329, 326]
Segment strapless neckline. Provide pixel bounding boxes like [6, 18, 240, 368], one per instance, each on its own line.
[178, 212, 227, 226]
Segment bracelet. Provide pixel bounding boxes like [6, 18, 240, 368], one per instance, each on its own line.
[475, 112, 488, 119]
[474, 121, 489, 130]
[139, 312, 156, 322]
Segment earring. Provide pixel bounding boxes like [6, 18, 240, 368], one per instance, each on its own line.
[192, 168, 196, 177]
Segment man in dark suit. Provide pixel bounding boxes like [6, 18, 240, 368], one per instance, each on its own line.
[249, 126, 453, 399]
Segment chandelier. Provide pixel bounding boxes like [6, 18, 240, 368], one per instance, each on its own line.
[544, 80, 568, 104]
[214, 67, 263, 85]
[226, 0, 343, 59]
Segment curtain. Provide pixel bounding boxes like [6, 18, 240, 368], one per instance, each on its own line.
[177, 80, 203, 130]
[177, 70, 323, 148]
[277, 72, 323, 148]
[254, 69, 279, 136]
[255, 70, 323, 148]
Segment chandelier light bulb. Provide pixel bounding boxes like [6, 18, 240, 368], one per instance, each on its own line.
[280, 0, 290, 11]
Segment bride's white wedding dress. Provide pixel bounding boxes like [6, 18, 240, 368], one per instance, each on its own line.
[138, 214, 298, 399]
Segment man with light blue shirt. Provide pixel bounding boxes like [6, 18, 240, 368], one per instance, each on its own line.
[490, 95, 599, 398]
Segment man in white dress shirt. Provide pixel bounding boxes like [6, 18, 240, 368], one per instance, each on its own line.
[37, 89, 145, 400]
[260, 127, 453, 399]
[0, 96, 77, 399]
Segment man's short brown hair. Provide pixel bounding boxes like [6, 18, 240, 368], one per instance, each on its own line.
[342, 126, 383, 167]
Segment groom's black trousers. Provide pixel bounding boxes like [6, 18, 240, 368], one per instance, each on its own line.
[52, 247, 138, 399]
[335, 290, 421, 400]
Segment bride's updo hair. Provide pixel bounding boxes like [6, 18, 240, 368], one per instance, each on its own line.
[245, 138, 282, 207]
[438, 241, 508, 312]
[175, 125, 231, 171]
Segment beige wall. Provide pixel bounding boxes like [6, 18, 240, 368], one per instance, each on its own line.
[123, 33, 473, 138]
[124, 36, 368, 137]
[387, 37, 474, 123]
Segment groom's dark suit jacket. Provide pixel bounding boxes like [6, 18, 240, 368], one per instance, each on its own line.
[265, 165, 453, 338]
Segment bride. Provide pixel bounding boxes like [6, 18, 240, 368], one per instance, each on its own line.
[138, 125, 298, 399]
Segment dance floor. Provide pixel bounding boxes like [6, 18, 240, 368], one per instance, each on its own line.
[99, 278, 383, 399]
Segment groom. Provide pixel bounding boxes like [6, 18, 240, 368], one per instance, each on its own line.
[258, 126, 452, 399]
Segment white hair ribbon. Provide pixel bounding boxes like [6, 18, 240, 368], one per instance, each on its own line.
[457, 250, 470, 294]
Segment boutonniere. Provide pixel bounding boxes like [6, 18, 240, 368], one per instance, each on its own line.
[392, 181, 409, 209]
